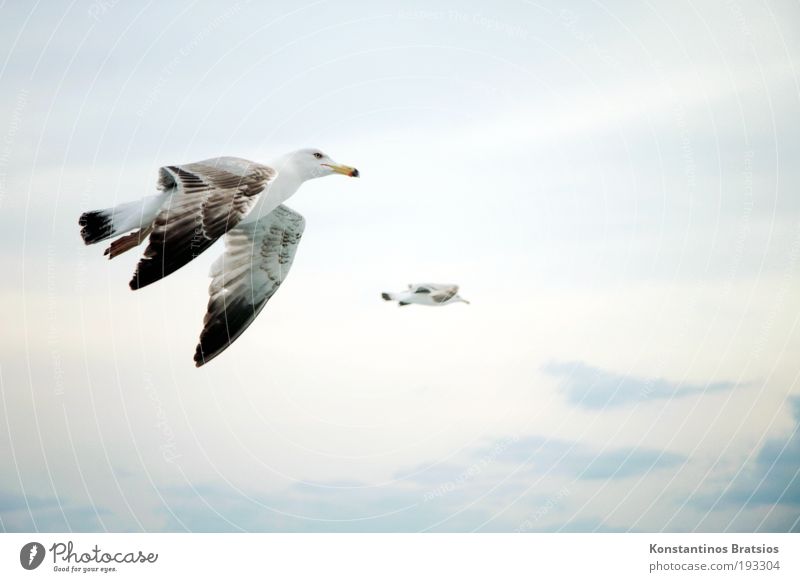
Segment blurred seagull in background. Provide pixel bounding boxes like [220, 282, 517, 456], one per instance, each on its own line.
[79, 149, 359, 367]
[382, 283, 470, 307]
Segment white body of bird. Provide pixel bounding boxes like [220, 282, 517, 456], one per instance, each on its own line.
[382, 283, 470, 307]
[239, 151, 331, 225]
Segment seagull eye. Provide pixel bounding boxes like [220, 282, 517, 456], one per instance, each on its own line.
[313, 152, 323, 159]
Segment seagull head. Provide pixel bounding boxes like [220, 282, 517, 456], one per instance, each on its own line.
[286, 148, 359, 180]
[453, 294, 471, 305]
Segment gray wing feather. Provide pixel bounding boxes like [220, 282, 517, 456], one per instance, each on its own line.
[193, 205, 305, 366]
[130, 157, 276, 290]
[431, 285, 459, 304]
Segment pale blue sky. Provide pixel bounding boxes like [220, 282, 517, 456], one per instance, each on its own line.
[1, 0, 799, 532]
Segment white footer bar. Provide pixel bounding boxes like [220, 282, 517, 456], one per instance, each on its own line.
[1, 533, 797, 581]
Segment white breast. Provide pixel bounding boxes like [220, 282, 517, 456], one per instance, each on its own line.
[240, 167, 301, 224]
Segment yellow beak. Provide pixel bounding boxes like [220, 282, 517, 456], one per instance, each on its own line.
[323, 163, 359, 177]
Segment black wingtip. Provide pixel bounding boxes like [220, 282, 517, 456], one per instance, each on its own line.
[128, 263, 161, 291]
[381, 292, 392, 301]
[194, 343, 218, 368]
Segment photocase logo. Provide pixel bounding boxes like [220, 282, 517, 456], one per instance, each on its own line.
[20, 542, 46, 570]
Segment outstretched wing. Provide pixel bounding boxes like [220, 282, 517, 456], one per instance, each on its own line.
[193, 205, 305, 367]
[431, 285, 459, 304]
[130, 157, 276, 290]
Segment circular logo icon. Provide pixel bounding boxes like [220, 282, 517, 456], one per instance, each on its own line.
[20, 542, 46, 570]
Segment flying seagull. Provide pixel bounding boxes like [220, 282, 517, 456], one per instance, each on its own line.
[381, 283, 470, 306]
[79, 149, 359, 366]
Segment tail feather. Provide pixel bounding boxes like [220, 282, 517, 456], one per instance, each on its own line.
[79, 210, 113, 244]
[381, 292, 393, 301]
[79, 194, 166, 246]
